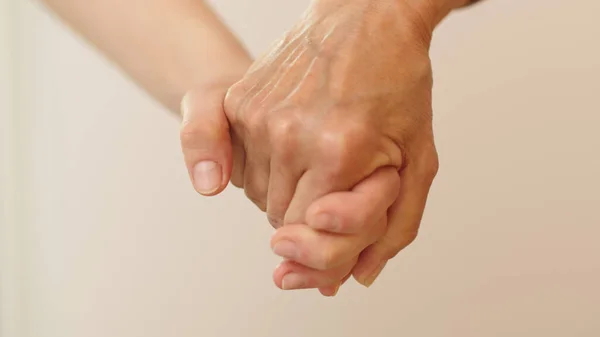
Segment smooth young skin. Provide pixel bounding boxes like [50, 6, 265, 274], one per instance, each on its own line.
[40, 0, 252, 112]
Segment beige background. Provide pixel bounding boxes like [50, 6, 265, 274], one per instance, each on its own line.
[2, 0, 600, 336]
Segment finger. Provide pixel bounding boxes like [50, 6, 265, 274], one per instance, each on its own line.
[318, 272, 352, 297]
[282, 170, 334, 225]
[305, 167, 400, 234]
[282, 128, 390, 226]
[273, 258, 355, 292]
[271, 218, 386, 271]
[266, 159, 302, 228]
[243, 144, 270, 211]
[265, 116, 304, 228]
[180, 89, 232, 196]
[352, 157, 438, 287]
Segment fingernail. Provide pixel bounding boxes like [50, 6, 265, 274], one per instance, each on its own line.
[193, 161, 222, 194]
[281, 273, 306, 290]
[272, 240, 299, 260]
[359, 261, 387, 288]
[311, 213, 340, 231]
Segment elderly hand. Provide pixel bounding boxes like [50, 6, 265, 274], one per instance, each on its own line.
[181, 0, 442, 294]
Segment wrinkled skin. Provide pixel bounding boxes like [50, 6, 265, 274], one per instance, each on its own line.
[225, 0, 438, 293]
[181, 0, 439, 295]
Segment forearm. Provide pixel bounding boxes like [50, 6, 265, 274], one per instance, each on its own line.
[40, 0, 251, 112]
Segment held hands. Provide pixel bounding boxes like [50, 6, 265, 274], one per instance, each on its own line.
[181, 0, 439, 295]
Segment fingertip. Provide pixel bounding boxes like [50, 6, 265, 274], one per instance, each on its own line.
[355, 261, 386, 288]
[269, 224, 303, 246]
[273, 262, 287, 289]
[269, 226, 284, 248]
[352, 247, 387, 288]
[318, 283, 340, 297]
[273, 261, 314, 291]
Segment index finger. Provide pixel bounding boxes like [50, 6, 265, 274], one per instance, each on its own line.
[305, 167, 400, 234]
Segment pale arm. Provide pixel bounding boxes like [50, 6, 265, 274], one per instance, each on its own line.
[39, 0, 251, 112]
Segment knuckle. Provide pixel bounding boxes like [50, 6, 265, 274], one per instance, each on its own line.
[223, 81, 246, 114]
[268, 114, 300, 153]
[268, 114, 300, 140]
[404, 230, 419, 247]
[317, 246, 341, 270]
[239, 99, 267, 134]
[420, 149, 439, 182]
[246, 111, 265, 133]
[315, 236, 352, 270]
[180, 122, 213, 150]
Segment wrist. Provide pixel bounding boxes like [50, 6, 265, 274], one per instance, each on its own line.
[308, 0, 469, 50]
[401, 0, 471, 30]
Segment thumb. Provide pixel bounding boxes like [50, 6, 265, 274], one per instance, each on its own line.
[180, 87, 233, 196]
